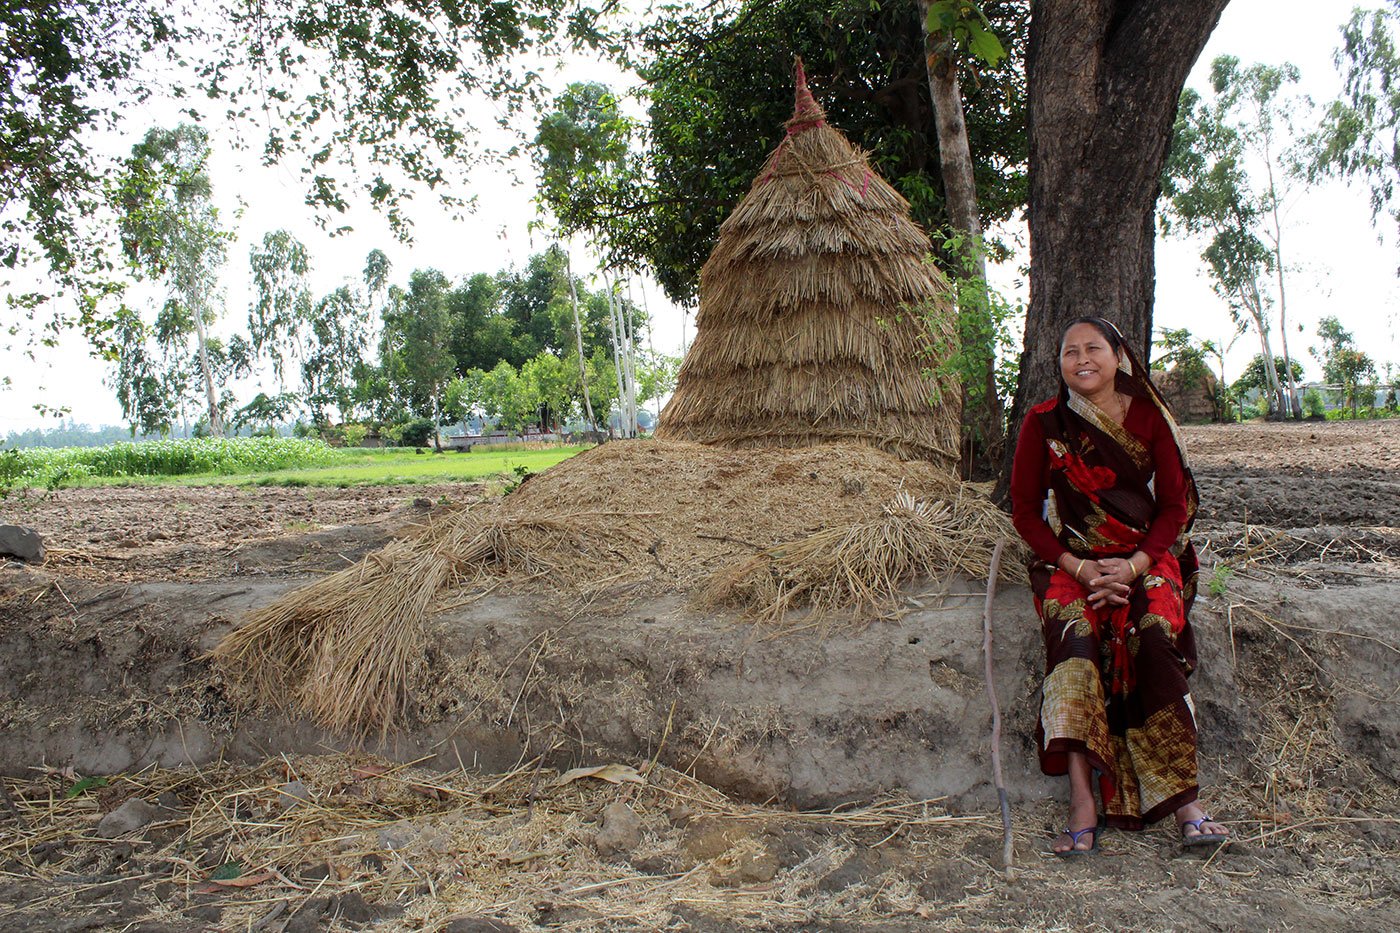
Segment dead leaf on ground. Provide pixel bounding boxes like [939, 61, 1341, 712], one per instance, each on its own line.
[552, 764, 645, 787]
[352, 763, 391, 780]
[194, 871, 275, 894]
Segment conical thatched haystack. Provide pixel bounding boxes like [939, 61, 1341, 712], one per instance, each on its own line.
[656, 60, 961, 468]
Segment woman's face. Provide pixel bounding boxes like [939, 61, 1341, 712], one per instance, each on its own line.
[1060, 323, 1120, 398]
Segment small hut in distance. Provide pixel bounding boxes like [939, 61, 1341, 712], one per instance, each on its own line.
[656, 60, 962, 471]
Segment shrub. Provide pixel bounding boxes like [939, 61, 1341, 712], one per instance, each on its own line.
[396, 417, 437, 448]
[1302, 389, 1326, 418]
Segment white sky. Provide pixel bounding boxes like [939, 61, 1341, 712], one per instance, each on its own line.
[2, 0, 1395, 435]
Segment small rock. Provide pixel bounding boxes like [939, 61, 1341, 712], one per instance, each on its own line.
[0, 525, 44, 563]
[184, 904, 223, 924]
[412, 497, 433, 508]
[277, 781, 313, 810]
[375, 822, 416, 850]
[631, 854, 671, 875]
[442, 917, 520, 933]
[96, 798, 159, 838]
[594, 801, 643, 857]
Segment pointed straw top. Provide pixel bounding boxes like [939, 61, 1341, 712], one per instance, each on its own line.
[788, 56, 826, 135]
[657, 57, 961, 469]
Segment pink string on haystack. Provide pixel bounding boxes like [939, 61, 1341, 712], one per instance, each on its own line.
[758, 57, 873, 198]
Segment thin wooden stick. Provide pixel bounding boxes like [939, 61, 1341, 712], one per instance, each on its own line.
[981, 538, 1013, 875]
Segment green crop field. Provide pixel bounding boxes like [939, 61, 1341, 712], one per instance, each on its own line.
[0, 438, 589, 491]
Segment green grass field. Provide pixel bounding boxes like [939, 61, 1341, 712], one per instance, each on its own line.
[194, 445, 589, 487]
[0, 438, 589, 490]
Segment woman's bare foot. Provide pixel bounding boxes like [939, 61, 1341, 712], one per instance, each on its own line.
[1175, 801, 1229, 842]
[1052, 795, 1100, 854]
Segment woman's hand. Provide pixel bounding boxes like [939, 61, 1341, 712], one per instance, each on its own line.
[1058, 553, 1141, 610]
[1085, 553, 1151, 609]
[1057, 554, 1129, 610]
[1090, 557, 1139, 589]
[1091, 552, 1151, 588]
[1086, 582, 1130, 610]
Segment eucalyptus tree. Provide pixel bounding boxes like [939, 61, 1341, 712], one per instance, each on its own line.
[303, 285, 373, 425]
[115, 124, 230, 435]
[107, 306, 179, 436]
[247, 229, 314, 390]
[380, 270, 456, 446]
[534, 84, 638, 430]
[5, 0, 599, 355]
[1161, 57, 1312, 418]
[1314, 1, 1400, 249]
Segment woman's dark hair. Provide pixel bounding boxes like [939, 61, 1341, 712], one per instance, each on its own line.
[1060, 316, 1125, 356]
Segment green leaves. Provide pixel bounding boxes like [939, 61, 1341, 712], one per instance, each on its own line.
[64, 776, 108, 799]
[599, 0, 1027, 304]
[925, 1, 1007, 68]
[1311, 2, 1400, 246]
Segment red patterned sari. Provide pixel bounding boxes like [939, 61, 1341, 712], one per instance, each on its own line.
[1020, 373, 1201, 829]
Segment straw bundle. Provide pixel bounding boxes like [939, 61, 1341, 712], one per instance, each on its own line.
[657, 59, 961, 469]
[700, 489, 1020, 625]
[211, 508, 652, 736]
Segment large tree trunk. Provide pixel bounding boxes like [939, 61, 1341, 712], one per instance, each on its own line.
[998, 0, 1231, 493]
[918, 2, 1006, 477]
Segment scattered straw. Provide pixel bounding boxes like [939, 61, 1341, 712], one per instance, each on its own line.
[2, 753, 1393, 931]
[213, 440, 1019, 736]
[699, 489, 1022, 625]
[211, 507, 654, 737]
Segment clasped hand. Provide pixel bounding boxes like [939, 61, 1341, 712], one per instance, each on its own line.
[1079, 557, 1140, 609]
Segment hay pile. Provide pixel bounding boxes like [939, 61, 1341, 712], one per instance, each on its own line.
[214, 440, 1019, 735]
[655, 59, 961, 468]
[215, 64, 996, 737]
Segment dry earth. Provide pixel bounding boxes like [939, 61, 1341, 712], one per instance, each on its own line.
[1, 420, 1399, 931]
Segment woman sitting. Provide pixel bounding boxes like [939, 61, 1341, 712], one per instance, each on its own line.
[1010, 316, 1230, 856]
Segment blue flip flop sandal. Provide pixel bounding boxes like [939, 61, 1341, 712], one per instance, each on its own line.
[1052, 825, 1100, 858]
[1180, 816, 1230, 847]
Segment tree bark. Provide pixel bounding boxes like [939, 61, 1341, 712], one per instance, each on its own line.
[1265, 162, 1303, 418]
[565, 253, 597, 430]
[918, 2, 1006, 476]
[191, 310, 224, 436]
[999, 0, 1231, 493]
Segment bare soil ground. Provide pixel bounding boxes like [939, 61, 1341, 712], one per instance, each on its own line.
[1, 420, 1398, 931]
